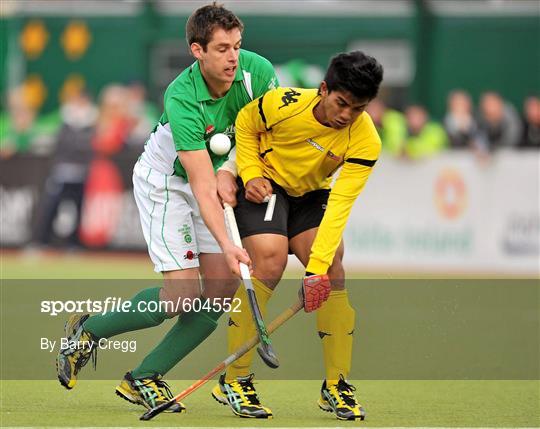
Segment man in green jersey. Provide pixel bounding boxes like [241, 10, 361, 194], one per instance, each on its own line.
[56, 3, 278, 412]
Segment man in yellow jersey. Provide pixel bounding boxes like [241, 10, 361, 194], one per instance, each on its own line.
[211, 51, 383, 420]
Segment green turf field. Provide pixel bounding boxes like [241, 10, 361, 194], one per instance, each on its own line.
[1, 380, 538, 427]
[1, 251, 539, 427]
[1, 251, 160, 279]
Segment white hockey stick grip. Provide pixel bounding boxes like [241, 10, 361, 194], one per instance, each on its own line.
[264, 194, 277, 222]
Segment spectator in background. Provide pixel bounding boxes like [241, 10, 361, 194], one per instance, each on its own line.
[0, 87, 60, 159]
[125, 81, 159, 147]
[0, 87, 38, 158]
[403, 104, 447, 159]
[92, 85, 132, 156]
[519, 96, 540, 148]
[366, 98, 407, 156]
[34, 89, 98, 247]
[444, 90, 486, 149]
[478, 92, 522, 149]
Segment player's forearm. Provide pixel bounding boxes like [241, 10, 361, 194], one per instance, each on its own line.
[236, 135, 265, 182]
[179, 149, 233, 251]
[239, 163, 265, 185]
[306, 193, 356, 274]
[217, 146, 238, 177]
[217, 159, 238, 177]
[236, 102, 266, 183]
[306, 166, 372, 274]
[190, 179, 233, 250]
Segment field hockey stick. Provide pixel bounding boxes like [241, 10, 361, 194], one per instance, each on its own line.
[140, 299, 304, 421]
[223, 203, 279, 369]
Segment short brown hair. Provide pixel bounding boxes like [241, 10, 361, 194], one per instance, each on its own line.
[186, 2, 244, 50]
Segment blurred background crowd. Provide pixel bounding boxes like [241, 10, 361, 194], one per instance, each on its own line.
[369, 91, 539, 159]
[1, 80, 158, 159]
[2, 81, 539, 160]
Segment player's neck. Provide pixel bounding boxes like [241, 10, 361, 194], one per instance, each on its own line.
[209, 83, 232, 99]
[200, 70, 233, 99]
[313, 101, 330, 127]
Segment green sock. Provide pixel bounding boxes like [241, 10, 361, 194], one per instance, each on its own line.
[83, 287, 169, 339]
[131, 302, 223, 378]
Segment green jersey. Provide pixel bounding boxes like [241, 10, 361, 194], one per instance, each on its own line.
[140, 49, 278, 180]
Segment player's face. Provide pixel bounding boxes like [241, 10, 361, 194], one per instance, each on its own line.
[192, 27, 242, 88]
[318, 82, 370, 129]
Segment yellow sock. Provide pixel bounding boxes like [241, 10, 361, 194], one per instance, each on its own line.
[225, 277, 273, 381]
[316, 289, 355, 384]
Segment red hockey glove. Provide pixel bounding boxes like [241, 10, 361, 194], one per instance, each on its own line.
[300, 273, 331, 313]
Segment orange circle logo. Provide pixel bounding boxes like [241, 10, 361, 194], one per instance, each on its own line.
[434, 169, 467, 219]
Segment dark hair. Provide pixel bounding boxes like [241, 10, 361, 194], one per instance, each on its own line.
[324, 51, 384, 100]
[186, 2, 244, 50]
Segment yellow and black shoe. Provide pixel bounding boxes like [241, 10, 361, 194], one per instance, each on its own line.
[318, 375, 366, 420]
[115, 372, 186, 413]
[211, 374, 272, 418]
[56, 314, 98, 389]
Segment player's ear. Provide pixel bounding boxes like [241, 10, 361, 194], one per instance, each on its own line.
[320, 81, 328, 97]
[190, 42, 204, 60]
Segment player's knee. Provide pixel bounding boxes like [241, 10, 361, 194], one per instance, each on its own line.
[160, 284, 201, 316]
[203, 277, 240, 300]
[253, 252, 287, 287]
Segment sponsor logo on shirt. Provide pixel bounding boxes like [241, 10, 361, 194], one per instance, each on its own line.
[307, 138, 324, 152]
[279, 88, 301, 109]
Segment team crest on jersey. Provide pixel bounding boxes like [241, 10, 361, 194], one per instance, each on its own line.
[179, 223, 192, 243]
[223, 124, 236, 139]
[326, 151, 342, 162]
[279, 89, 301, 109]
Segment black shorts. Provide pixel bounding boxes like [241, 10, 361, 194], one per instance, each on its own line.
[234, 178, 329, 240]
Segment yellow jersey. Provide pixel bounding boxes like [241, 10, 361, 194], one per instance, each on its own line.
[235, 87, 381, 274]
